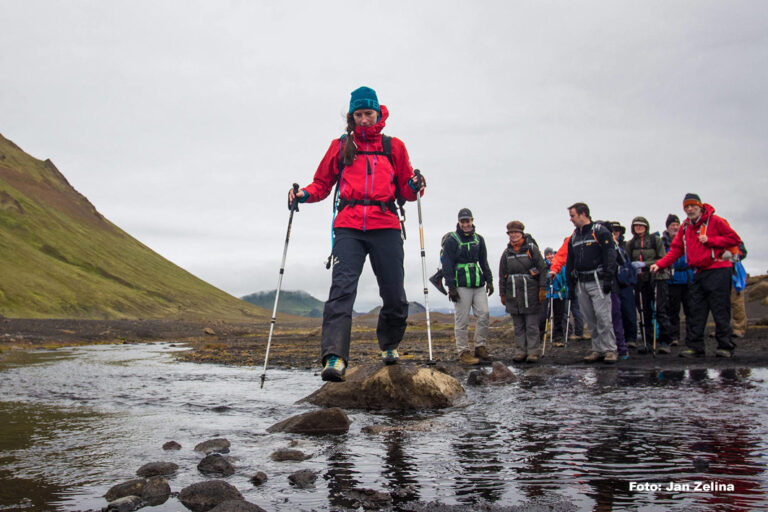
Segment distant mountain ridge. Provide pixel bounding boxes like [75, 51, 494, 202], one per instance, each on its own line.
[241, 290, 326, 318]
[0, 133, 266, 320]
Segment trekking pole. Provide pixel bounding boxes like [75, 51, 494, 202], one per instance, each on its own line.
[564, 298, 572, 349]
[549, 283, 555, 347]
[413, 170, 434, 363]
[651, 283, 658, 358]
[260, 183, 300, 389]
[638, 290, 648, 353]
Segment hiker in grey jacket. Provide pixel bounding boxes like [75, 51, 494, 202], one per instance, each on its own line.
[499, 221, 547, 363]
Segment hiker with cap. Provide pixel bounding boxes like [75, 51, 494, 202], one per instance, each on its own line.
[611, 222, 637, 356]
[626, 216, 672, 354]
[442, 208, 494, 365]
[499, 220, 547, 363]
[651, 193, 741, 358]
[564, 203, 618, 363]
[288, 86, 426, 381]
[662, 213, 692, 347]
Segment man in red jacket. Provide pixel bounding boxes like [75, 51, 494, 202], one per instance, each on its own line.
[651, 193, 741, 358]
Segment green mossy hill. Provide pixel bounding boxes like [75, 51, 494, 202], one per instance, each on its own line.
[0, 133, 266, 321]
[241, 290, 325, 318]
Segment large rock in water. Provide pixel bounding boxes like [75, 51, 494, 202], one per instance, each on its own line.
[298, 364, 465, 410]
[179, 480, 243, 512]
[266, 408, 350, 435]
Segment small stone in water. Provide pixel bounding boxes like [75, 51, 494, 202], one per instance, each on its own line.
[136, 461, 178, 477]
[198, 453, 235, 476]
[249, 471, 268, 486]
[194, 437, 231, 454]
[162, 440, 182, 450]
[288, 469, 318, 489]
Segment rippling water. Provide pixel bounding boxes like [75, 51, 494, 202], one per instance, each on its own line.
[1, 343, 767, 511]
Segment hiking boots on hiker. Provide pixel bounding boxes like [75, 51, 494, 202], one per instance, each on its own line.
[568, 334, 582, 342]
[526, 354, 539, 363]
[679, 349, 704, 358]
[657, 343, 671, 355]
[382, 349, 399, 365]
[584, 352, 603, 363]
[715, 348, 734, 358]
[626, 340, 637, 348]
[321, 356, 346, 382]
[603, 352, 617, 364]
[581, 332, 592, 341]
[474, 346, 491, 361]
[458, 350, 480, 365]
[512, 352, 527, 363]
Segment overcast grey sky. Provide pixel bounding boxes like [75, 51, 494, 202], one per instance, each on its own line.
[2, 1, 766, 312]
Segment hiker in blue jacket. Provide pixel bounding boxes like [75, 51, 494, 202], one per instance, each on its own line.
[612, 222, 637, 351]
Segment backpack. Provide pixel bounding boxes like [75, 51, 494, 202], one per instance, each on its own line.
[616, 245, 637, 286]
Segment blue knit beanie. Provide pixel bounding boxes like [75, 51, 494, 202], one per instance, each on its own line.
[349, 86, 380, 114]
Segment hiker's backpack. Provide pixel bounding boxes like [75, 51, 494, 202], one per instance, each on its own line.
[616, 244, 637, 287]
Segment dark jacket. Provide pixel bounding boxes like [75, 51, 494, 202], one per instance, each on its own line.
[626, 232, 667, 282]
[499, 241, 547, 315]
[565, 221, 617, 291]
[442, 226, 492, 289]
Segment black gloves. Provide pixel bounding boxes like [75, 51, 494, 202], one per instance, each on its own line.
[568, 288, 576, 301]
[486, 282, 494, 296]
[409, 171, 426, 191]
[600, 272, 612, 295]
[448, 288, 460, 302]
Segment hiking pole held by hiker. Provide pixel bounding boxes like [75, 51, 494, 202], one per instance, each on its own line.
[549, 282, 555, 347]
[261, 183, 300, 389]
[413, 169, 433, 363]
[637, 290, 648, 353]
[651, 283, 658, 358]
[564, 298, 572, 349]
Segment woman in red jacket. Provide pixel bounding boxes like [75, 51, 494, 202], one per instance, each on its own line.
[288, 86, 425, 381]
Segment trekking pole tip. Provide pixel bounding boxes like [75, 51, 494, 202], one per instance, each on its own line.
[259, 373, 266, 388]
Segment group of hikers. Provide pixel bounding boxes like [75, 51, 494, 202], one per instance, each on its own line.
[286, 86, 747, 382]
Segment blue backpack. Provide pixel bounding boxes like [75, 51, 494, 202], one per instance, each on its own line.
[732, 260, 747, 292]
[616, 245, 637, 287]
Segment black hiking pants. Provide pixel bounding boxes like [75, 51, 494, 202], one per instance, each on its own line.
[667, 283, 690, 342]
[635, 277, 671, 345]
[321, 228, 408, 364]
[686, 267, 735, 354]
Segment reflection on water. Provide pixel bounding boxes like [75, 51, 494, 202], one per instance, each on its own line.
[0, 344, 767, 511]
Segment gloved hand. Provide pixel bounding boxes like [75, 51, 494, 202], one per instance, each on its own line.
[602, 280, 612, 295]
[409, 171, 426, 191]
[631, 261, 646, 270]
[500, 294, 506, 305]
[538, 288, 546, 303]
[486, 282, 494, 296]
[448, 288, 460, 302]
[568, 288, 576, 301]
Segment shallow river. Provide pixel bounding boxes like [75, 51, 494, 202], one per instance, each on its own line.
[1, 343, 767, 511]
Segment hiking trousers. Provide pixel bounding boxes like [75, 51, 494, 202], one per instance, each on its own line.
[686, 268, 735, 353]
[611, 289, 627, 355]
[454, 286, 489, 353]
[511, 312, 540, 356]
[666, 283, 690, 342]
[321, 228, 408, 364]
[618, 285, 637, 343]
[731, 288, 747, 337]
[577, 280, 617, 354]
[635, 278, 671, 345]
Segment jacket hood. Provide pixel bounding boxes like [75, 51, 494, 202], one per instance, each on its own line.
[353, 104, 389, 142]
[685, 203, 715, 228]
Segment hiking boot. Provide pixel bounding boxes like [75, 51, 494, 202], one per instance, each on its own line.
[568, 334, 581, 342]
[626, 341, 637, 348]
[474, 346, 491, 361]
[715, 348, 733, 358]
[526, 353, 539, 363]
[603, 352, 617, 364]
[733, 332, 745, 339]
[382, 349, 399, 365]
[657, 344, 671, 355]
[321, 356, 346, 382]
[458, 350, 480, 365]
[553, 341, 565, 347]
[679, 349, 704, 359]
[670, 339, 679, 346]
[512, 352, 527, 363]
[581, 332, 592, 341]
[583, 352, 603, 363]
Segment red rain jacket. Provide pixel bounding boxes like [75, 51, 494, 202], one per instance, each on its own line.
[302, 105, 420, 231]
[656, 204, 740, 272]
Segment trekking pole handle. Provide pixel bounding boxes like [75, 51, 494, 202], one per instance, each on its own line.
[291, 183, 300, 212]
